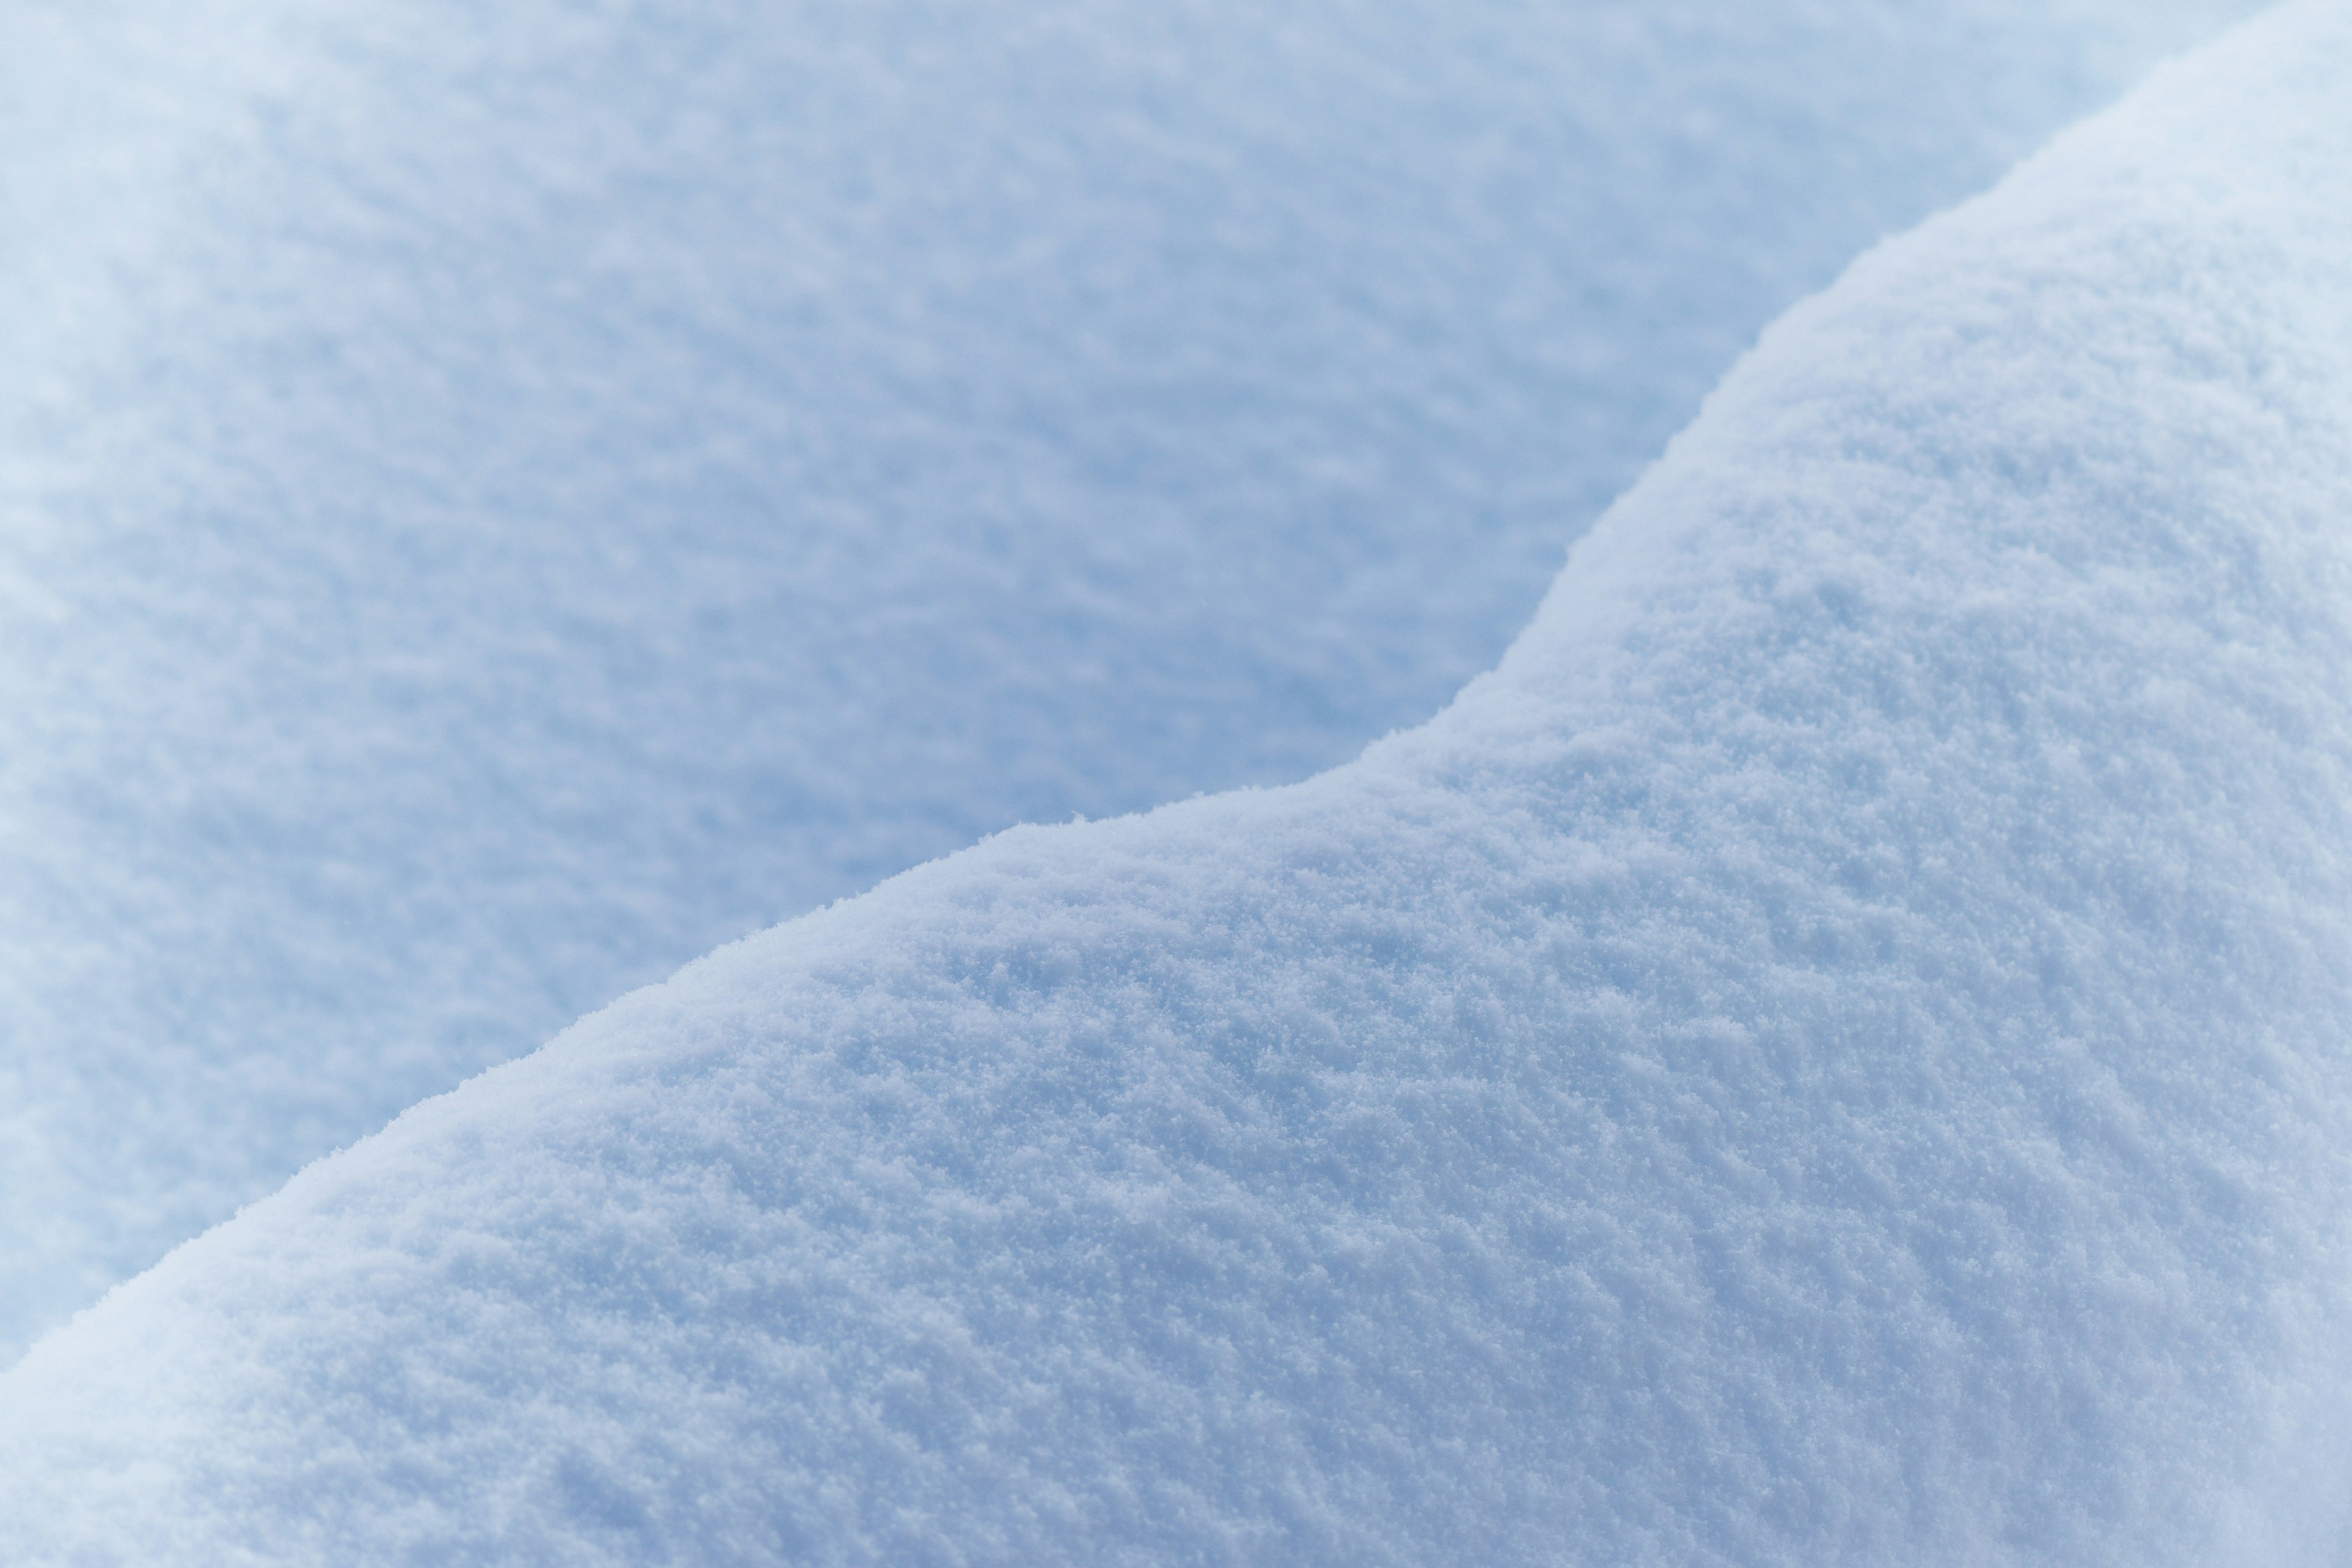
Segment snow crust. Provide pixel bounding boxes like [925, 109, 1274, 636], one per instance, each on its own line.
[0, 0, 2269, 1363]
[10, 2, 2352, 1559]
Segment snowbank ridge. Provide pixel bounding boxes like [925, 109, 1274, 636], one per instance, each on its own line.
[0, 0, 2263, 1357]
[9, 2, 2352, 1562]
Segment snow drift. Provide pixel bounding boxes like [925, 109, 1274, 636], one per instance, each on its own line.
[11, 2, 2352, 1560]
[0, 0, 2265, 1357]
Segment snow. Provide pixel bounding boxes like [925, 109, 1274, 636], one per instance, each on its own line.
[0, 0, 2269, 1360]
[10, 1, 2352, 1558]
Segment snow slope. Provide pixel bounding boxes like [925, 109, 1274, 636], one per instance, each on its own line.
[0, 0, 2271, 1365]
[12, 2, 2352, 1559]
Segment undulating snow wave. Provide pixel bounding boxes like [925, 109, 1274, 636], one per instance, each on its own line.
[0, 0, 2277, 1363]
[0, 0, 2268, 1365]
[9, 3, 2351, 1559]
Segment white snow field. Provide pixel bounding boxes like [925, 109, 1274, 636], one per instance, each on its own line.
[10, 3, 2352, 1561]
[0, 0, 2272, 1366]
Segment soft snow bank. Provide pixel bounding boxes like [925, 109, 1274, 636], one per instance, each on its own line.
[0, 0, 2267, 1363]
[10, 4, 2352, 1560]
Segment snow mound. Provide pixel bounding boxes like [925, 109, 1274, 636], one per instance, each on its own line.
[0, 0, 2264, 1356]
[12, 4, 2352, 1560]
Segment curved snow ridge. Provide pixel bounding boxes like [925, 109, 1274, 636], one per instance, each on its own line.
[12, 1, 2352, 1561]
[0, 0, 2267, 1360]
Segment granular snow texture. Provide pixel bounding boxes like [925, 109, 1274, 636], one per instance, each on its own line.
[0, 0, 2266, 1359]
[8, 3, 2352, 1561]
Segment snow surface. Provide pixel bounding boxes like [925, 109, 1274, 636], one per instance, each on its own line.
[0, 0, 2271, 1366]
[11, 2, 2352, 1559]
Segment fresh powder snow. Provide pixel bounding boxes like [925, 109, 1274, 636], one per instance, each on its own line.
[0, 0, 2268, 1365]
[9, 2, 2352, 1559]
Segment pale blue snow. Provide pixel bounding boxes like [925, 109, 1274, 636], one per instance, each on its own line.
[7, 3, 2352, 1559]
[0, 0, 2264, 1356]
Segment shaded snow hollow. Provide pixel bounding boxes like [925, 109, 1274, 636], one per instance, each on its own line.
[0, 0, 2266, 1358]
[12, 2, 2352, 1561]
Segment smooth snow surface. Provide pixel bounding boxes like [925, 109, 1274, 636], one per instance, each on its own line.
[0, 0, 2269, 1357]
[12, 4, 2352, 1560]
